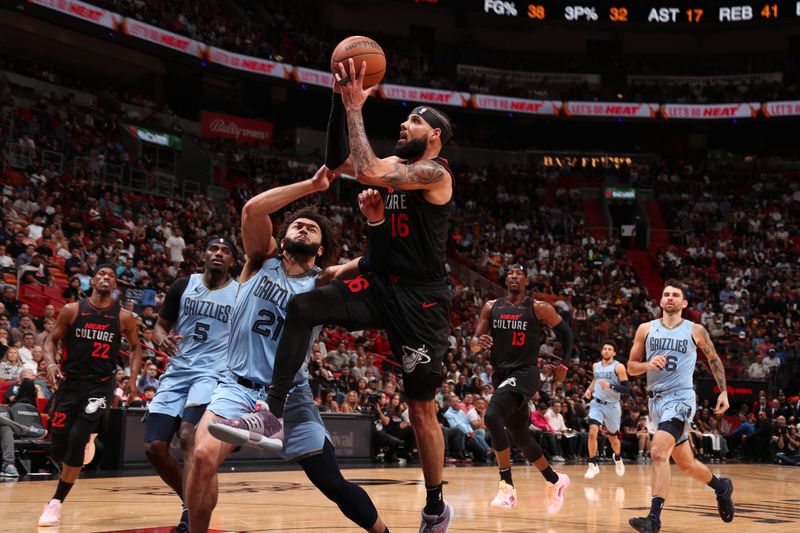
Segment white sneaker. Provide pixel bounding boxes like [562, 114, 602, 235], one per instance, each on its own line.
[38, 499, 62, 527]
[584, 463, 600, 479]
[614, 456, 625, 476]
[551, 455, 566, 462]
[490, 481, 517, 508]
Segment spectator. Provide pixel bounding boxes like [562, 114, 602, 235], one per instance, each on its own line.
[443, 393, 491, 462]
[19, 252, 52, 286]
[63, 275, 85, 302]
[137, 364, 160, 392]
[0, 347, 23, 381]
[530, 401, 564, 462]
[17, 333, 35, 366]
[165, 227, 186, 265]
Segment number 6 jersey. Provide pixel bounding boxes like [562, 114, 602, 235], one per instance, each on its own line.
[160, 273, 238, 375]
[489, 296, 543, 370]
[645, 319, 697, 393]
[227, 257, 322, 386]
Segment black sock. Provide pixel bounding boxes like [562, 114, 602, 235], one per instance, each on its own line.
[707, 475, 726, 495]
[499, 467, 513, 486]
[540, 465, 560, 484]
[384, 528, 390, 533]
[649, 496, 665, 522]
[424, 484, 444, 516]
[588, 456, 598, 466]
[612, 453, 621, 461]
[53, 479, 75, 502]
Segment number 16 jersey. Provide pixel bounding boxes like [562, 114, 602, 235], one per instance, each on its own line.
[489, 296, 543, 370]
[227, 257, 321, 386]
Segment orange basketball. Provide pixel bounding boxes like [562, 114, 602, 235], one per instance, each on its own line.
[330, 36, 386, 88]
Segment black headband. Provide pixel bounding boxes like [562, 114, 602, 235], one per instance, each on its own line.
[205, 236, 238, 260]
[411, 106, 453, 144]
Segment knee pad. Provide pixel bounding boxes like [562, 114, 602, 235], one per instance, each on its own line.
[657, 418, 686, 442]
[484, 404, 510, 451]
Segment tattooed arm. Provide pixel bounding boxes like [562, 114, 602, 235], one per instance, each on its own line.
[693, 323, 730, 415]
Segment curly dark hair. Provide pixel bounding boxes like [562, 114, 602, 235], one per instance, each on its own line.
[276, 207, 339, 268]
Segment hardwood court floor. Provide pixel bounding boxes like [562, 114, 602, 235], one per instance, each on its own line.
[0, 463, 797, 532]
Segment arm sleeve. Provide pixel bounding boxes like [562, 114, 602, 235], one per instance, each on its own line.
[159, 277, 190, 323]
[552, 320, 574, 360]
[357, 218, 390, 274]
[324, 93, 349, 169]
[611, 381, 631, 394]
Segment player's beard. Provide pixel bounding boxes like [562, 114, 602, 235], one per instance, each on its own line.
[393, 136, 427, 160]
[283, 238, 320, 258]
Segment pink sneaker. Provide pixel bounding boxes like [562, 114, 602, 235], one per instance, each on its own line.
[490, 480, 518, 508]
[545, 473, 570, 514]
[38, 499, 62, 527]
[207, 403, 284, 452]
[419, 500, 454, 533]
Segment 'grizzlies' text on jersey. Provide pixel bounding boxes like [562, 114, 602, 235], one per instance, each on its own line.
[227, 257, 321, 386]
[169, 274, 238, 375]
[645, 319, 697, 393]
[593, 360, 622, 403]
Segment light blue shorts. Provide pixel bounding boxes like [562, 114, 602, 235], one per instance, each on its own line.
[648, 388, 696, 444]
[147, 370, 219, 419]
[588, 399, 622, 434]
[207, 372, 328, 461]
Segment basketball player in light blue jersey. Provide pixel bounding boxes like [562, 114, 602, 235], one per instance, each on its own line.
[185, 165, 391, 533]
[583, 340, 628, 480]
[627, 280, 734, 533]
[143, 237, 238, 533]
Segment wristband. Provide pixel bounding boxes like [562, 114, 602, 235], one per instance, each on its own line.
[367, 218, 385, 227]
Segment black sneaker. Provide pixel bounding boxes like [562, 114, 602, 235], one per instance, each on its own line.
[629, 516, 660, 533]
[715, 477, 735, 522]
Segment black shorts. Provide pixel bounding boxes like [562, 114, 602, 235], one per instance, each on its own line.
[332, 274, 451, 401]
[50, 376, 115, 438]
[490, 366, 541, 430]
[491, 365, 541, 401]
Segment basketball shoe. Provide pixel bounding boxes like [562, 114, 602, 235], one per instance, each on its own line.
[490, 481, 517, 508]
[545, 473, 570, 514]
[207, 401, 284, 452]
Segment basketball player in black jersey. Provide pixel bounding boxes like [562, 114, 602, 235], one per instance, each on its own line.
[470, 264, 574, 514]
[38, 265, 143, 527]
[232, 59, 455, 532]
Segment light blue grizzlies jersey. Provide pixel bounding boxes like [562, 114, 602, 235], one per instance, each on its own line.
[645, 319, 697, 393]
[170, 274, 238, 375]
[227, 257, 322, 386]
[593, 360, 622, 403]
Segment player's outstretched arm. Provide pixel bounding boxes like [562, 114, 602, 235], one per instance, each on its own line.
[627, 322, 657, 376]
[43, 302, 77, 386]
[470, 300, 495, 353]
[241, 166, 336, 280]
[693, 323, 729, 414]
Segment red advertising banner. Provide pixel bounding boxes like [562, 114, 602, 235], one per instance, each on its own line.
[293, 67, 334, 88]
[201, 111, 273, 145]
[762, 100, 800, 117]
[378, 84, 470, 107]
[28, 0, 114, 28]
[471, 94, 559, 115]
[562, 101, 659, 118]
[661, 103, 760, 119]
[122, 17, 200, 56]
[207, 47, 290, 79]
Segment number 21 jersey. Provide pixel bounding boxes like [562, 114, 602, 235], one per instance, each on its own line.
[227, 257, 321, 386]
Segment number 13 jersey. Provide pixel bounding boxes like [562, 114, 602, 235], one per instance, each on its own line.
[489, 296, 543, 370]
[645, 319, 697, 393]
[227, 257, 321, 386]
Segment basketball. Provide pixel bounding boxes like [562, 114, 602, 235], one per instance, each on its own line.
[330, 35, 386, 88]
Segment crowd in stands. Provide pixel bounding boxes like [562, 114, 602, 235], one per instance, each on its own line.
[46, 0, 800, 104]
[2, 45, 800, 473]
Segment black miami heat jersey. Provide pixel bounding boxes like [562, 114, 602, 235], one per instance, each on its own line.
[489, 296, 543, 369]
[61, 298, 123, 377]
[383, 156, 453, 280]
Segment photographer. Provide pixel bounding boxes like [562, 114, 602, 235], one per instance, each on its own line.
[774, 416, 800, 466]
